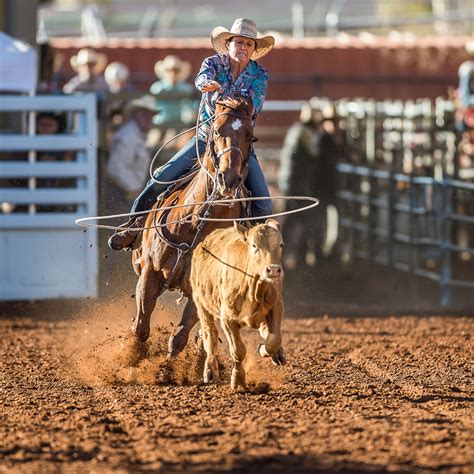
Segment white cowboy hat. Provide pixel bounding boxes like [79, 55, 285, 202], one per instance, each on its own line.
[466, 40, 474, 55]
[154, 55, 191, 82]
[210, 18, 275, 61]
[70, 48, 107, 72]
[104, 62, 130, 84]
[124, 95, 159, 118]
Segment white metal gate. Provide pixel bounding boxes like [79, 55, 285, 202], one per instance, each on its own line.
[0, 94, 98, 300]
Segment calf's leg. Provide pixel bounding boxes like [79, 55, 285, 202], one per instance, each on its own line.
[257, 303, 286, 366]
[221, 318, 247, 389]
[199, 306, 219, 384]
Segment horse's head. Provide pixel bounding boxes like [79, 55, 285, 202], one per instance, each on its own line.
[207, 95, 256, 197]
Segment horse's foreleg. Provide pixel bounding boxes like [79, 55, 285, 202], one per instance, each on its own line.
[131, 264, 164, 341]
[168, 299, 199, 358]
[119, 265, 164, 367]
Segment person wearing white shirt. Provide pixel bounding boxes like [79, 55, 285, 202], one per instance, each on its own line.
[105, 95, 157, 213]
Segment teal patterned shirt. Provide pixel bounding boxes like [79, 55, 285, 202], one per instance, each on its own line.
[195, 53, 269, 137]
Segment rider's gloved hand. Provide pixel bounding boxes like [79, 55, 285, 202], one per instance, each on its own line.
[202, 81, 222, 92]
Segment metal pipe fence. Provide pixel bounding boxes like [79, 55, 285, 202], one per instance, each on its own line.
[332, 96, 474, 307]
[337, 163, 474, 307]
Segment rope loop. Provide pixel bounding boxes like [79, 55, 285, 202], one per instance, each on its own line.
[75, 195, 319, 231]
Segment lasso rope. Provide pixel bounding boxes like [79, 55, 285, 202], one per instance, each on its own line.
[75, 195, 319, 231]
[76, 95, 319, 233]
[148, 94, 217, 186]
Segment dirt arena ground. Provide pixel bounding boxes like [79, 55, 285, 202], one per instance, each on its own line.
[1, 287, 472, 474]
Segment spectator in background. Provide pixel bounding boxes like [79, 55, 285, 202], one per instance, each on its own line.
[104, 62, 133, 94]
[279, 98, 341, 268]
[63, 48, 108, 94]
[35, 112, 76, 212]
[311, 100, 340, 262]
[278, 100, 320, 269]
[456, 40, 474, 114]
[104, 62, 135, 131]
[36, 111, 67, 137]
[149, 55, 197, 149]
[105, 95, 157, 216]
[37, 41, 71, 94]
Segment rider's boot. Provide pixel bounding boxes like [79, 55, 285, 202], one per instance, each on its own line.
[108, 216, 146, 251]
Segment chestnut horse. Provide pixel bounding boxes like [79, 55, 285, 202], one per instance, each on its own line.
[128, 96, 256, 359]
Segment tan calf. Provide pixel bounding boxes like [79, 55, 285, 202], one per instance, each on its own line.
[190, 219, 286, 389]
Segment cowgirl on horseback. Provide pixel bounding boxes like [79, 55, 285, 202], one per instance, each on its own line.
[108, 18, 275, 251]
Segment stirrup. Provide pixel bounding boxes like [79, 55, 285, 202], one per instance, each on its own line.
[108, 217, 144, 251]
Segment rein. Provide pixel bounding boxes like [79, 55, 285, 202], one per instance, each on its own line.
[151, 105, 252, 258]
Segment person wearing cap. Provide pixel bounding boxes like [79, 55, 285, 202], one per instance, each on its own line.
[63, 48, 108, 94]
[105, 95, 157, 214]
[105, 61, 133, 94]
[108, 18, 275, 251]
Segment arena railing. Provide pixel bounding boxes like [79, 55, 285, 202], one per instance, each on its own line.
[336, 164, 474, 307]
[0, 94, 98, 300]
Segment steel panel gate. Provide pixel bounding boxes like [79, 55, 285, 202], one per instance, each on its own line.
[0, 94, 98, 300]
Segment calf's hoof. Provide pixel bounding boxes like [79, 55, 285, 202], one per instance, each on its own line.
[203, 359, 219, 384]
[230, 368, 246, 390]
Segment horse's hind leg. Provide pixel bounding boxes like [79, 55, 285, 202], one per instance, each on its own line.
[122, 263, 164, 366]
[168, 299, 199, 358]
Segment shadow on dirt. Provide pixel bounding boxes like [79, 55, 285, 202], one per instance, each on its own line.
[167, 455, 412, 474]
[1, 254, 472, 321]
[283, 258, 474, 317]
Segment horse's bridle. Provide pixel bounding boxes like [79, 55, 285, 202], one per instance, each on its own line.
[207, 111, 252, 170]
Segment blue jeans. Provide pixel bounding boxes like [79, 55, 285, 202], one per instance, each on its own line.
[131, 136, 272, 218]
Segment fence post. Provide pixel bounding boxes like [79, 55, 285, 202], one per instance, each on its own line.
[440, 179, 452, 306]
[408, 173, 417, 302]
[388, 170, 396, 286]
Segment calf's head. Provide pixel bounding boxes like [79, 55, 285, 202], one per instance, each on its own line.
[234, 219, 284, 282]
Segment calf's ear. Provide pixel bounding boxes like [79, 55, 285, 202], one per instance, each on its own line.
[265, 218, 281, 232]
[234, 221, 247, 242]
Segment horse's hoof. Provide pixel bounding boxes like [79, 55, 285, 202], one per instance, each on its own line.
[271, 347, 287, 366]
[117, 335, 148, 367]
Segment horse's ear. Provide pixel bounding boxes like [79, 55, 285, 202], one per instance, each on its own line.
[265, 219, 281, 232]
[234, 221, 247, 242]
